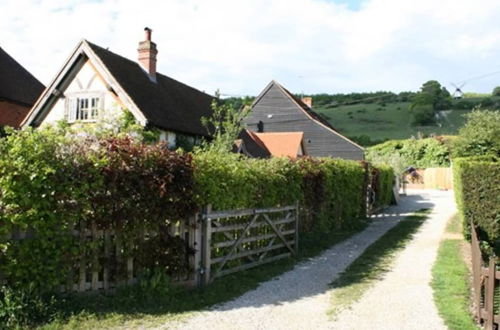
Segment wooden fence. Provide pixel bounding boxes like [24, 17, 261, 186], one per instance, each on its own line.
[200, 204, 299, 284]
[404, 167, 453, 190]
[3, 204, 299, 292]
[6, 218, 200, 293]
[471, 223, 499, 330]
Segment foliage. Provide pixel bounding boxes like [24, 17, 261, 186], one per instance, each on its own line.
[409, 80, 452, 125]
[193, 151, 302, 210]
[431, 215, 479, 330]
[298, 157, 367, 232]
[453, 110, 500, 158]
[367, 137, 451, 169]
[493, 87, 500, 97]
[65, 108, 161, 144]
[370, 165, 394, 209]
[0, 128, 197, 327]
[222, 96, 255, 110]
[0, 285, 63, 329]
[347, 135, 388, 147]
[200, 92, 249, 153]
[453, 156, 500, 251]
[193, 152, 369, 233]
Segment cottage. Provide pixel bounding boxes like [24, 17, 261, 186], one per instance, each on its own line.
[244, 81, 364, 160]
[22, 28, 213, 148]
[0, 47, 44, 128]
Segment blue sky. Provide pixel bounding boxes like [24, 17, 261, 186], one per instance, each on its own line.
[2, 0, 500, 96]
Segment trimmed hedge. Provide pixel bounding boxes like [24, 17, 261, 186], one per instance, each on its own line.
[453, 156, 500, 249]
[371, 164, 394, 209]
[0, 129, 197, 294]
[0, 128, 396, 327]
[194, 152, 368, 233]
[367, 138, 451, 169]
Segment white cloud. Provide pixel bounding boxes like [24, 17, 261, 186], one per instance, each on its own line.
[2, 0, 500, 96]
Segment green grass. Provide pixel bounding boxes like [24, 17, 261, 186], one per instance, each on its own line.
[328, 208, 430, 317]
[315, 102, 475, 141]
[431, 214, 478, 330]
[41, 221, 369, 329]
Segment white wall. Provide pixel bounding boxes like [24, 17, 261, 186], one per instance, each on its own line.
[42, 60, 122, 124]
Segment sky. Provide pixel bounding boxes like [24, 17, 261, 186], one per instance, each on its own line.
[2, 0, 500, 97]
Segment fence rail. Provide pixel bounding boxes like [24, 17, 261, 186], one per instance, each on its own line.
[6, 218, 199, 293]
[3, 203, 300, 292]
[201, 203, 299, 284]
[471, 223, 499, 330]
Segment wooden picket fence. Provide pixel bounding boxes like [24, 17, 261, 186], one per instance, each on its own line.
[6, 218, 200, 293]
[3, 203, 299, 292]
[471, 223, 500, 330]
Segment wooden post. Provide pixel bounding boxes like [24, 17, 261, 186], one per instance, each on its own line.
[471, 224, 482, 321]
[91, 222, 99, 291]
[294, 201, 299, 256]
[189, 214, 202, 285]
[202, 204, 212, 285]
[78, 220, 86, 292]
[103, 229, 110, 290]
[485, 258, 496, 330]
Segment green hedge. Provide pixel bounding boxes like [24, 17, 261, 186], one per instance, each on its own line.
[453, 156, 500, 249]
[371, 164, 394, 209]
[367, 138, 451, 169]
[194, 152, 368, 233]
[0, 128, 197, 294]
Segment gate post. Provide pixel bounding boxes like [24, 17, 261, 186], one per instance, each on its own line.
[294, 201, 299, 256]
[201, 204, 212, 286]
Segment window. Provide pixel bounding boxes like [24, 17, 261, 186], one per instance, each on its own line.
[67, 96, 102, 122]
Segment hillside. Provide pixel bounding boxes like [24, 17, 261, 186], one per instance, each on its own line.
[313, 97, 499, 143]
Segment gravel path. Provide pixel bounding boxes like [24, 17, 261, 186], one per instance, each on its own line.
[329, 190, 455, 330]
[164, 190, 454, 330]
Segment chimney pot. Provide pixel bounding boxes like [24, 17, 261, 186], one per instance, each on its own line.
[144, 27, 152, 41]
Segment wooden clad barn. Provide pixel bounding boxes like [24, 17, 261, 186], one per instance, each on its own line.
[245, 80, 364, 160]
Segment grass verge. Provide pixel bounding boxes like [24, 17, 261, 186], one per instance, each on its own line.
[328, 208, 430, 318]
[41, 221, 369, 329]
[431, 214, 478, 330]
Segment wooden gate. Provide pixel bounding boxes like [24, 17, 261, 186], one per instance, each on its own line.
[200, 204, 299, 284]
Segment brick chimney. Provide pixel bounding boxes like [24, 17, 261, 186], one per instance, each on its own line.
[302, 97, 312, 108]
[138, 27, 158, 80]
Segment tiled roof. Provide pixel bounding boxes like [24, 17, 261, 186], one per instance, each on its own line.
[251, 131, 304, 158]
[0, 47, 44, 105]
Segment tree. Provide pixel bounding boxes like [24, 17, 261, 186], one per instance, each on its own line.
[492, 86, 500, 96]
[453, 110, 500, 157]
[199, 91, 249, 153]
[410, 80, 451, 125]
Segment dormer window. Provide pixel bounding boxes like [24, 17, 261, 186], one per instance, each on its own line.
[66, 94, 104, 122]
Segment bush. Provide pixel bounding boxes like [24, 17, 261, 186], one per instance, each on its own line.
[371, 165, 394, 209]
[193, 152, 369, 233]
[367, 138, 451, 169]
[453, 156, 500, 251]
[0, 128, 197, 317]
[453, 110, 500, 158]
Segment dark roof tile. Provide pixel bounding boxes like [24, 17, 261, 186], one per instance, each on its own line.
[0, 47, 44, 105]
[87, 41, 213, 136]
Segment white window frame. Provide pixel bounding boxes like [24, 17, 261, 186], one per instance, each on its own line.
[66, 92, 105, 123]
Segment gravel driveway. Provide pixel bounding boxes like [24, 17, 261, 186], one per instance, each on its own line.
[164, 190, 455, 330]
